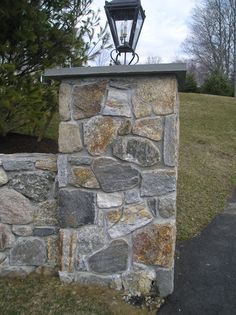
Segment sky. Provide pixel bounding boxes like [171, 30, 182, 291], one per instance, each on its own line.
[91, 0, 197, 64]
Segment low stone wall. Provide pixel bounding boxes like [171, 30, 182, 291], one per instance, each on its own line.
[0, 154, 58, 277]
[56, 74, 178, 297]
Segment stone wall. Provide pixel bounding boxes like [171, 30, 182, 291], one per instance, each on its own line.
[0, 154, 58, 277]
[57, 75, 179, 298]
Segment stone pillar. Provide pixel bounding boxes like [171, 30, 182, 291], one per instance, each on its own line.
[45, 64, 186, 298]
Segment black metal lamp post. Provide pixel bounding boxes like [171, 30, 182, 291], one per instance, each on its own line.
[104, 0, 146, 65]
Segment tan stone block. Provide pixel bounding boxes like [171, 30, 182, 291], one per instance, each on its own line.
[84, 116, 120, 156]
[133, 223, 176, 268]
[132, 117, 163, 141]
[35, 156, 57, 172]
[59, 229, 77, 273]
[59, 122, 82, 153]
[59, 83, 72, 121]
[70, 166, 99, 188]
[72, 81, 107, 119]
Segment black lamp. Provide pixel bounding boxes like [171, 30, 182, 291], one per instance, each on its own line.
[104, 0, 146, 65]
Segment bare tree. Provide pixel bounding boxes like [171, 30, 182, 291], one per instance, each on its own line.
[146, 56, 162, 64]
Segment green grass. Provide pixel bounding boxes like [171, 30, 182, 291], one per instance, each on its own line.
[177, 93, 236, 240]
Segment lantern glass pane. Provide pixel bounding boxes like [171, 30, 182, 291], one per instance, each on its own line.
[132, 11, 143, 50]
[115, 19, 133, 46]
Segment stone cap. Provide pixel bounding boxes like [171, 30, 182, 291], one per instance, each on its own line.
[44, 63, 186, 89]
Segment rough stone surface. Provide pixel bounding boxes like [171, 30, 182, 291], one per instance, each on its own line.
[118, 119, 132, 136]
[70, 166, 99, 189]
[122, 266, 157, 296]
[34, 200, 58, 226]
[35, 156, 57, 172]
[97, 192, 123, 208]
[141, 169, 176, 197]
[46, 235, 59, 267]
[33, 227, 57, 237]
[77, 226, 105, 256]
[59, 271, 74, 283]
[159, 193, 176, 218]
[12, 225, 33, 236]
[68, 155, 92, 166]
[57, 155, 68, 188]
[0, 188, 33, 224]
[2, 159, 35, 171]
[124, 188, 141, 204]
[0, 223, 15, 251]
[92, 157, 140, 192]
[84, 116, 120, 156]
[75, 272, 122, 290]
[9, 172, 55, 202]
[133, 223, 175, 268]
[164, 114, 177, 167]
[132, 117, 163, 141]
[133, 77, 177, 118]
[106, 203, 153, 238]
[113, 137, 160, 167]
[58, 188, 95, 228]
[156, 267, 174, 297]
[72, 81, 107, 119]
[59, 83, 72, 121]
[0, 168, 8, 186]
[59, 122, 82, 153]
[0, 253, 6, 264]
[0, 267, 35, 278]
[102, 86, 132, 117]
[35, 266, 58, 277]
[59, 229, 77, 273]
[88, 240, 129, 274]
[10, 237, 47, 266]
[147, 198, 159, 217]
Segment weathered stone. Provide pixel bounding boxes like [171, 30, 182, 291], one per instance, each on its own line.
[59, 122, 82, 153]
[9, 172, 55, 202]
[92, 157, 140, 192]
[57, 155, 68, 188]
[155, 267, 174, 297]
[2, 159, 35, 171]
[0, 188, 33, 224]
[59, 83, 72, 121]
[0, 224, 15, 251]
[58, 188, 95, 228]
[72, 81, 107, 119]
[103, 86, 132, 117]
[68, 155, 92, 166]
[118, 119, 132, 136]
[159, 193, 176, 218]
[132, 117, 163, 141]
[88, 240, 129, 274]
[113, 137, 160, 167]
[0, 267, 35, 278]
[164, 114, 178, 167]
[106, 203, 153, 238]
[33, 227, 57, 237]
[34, 200, 58, 226]
[46, 235, 59, 267]
[59, 229, 77, 273]
[141, 169, 176, 197]
[133, 77, 177, 118]
[147, 198, 159, 217]
[0, 253, 7, 264]
[84, 116, 120, 156]
[35, 156, 57, 172]
[12, 225, 33, 236]
[122, 266, 156, 296]
[59, 271, 74, 283]
[133, 223, 176, 268]
[77, 226, 105, 256]
[97, 192, 123, 208]
[75, 272, 122, 290]
[70, 166, 100, 189]
[125, 188, 141, 204]
[10, 237, 47, 266]
[0, 168, 8, 186]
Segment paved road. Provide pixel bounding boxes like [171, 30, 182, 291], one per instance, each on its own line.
[158, 188, 236, 315]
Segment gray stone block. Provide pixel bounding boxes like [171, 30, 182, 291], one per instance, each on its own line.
[164, 114, 177, 167]
[0, 223, 15, 251]
[0, 168, 8, 186]
[57, 155, 68, 188]
[3, 159, 35, 171]
[33, 227, 58, 237]
[124, 188, 141, 204]
[74, 272, 122, 289]
[58, 189, 95, 228]
[0, 266, 35, 278]
[77, 226, 105, 256]
[155, 267, 174, 297]
[12, 225, 33, 236]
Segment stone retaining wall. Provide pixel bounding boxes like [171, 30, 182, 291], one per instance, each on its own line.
[0, 154, 58, 277]
[57, 75, 179, 297]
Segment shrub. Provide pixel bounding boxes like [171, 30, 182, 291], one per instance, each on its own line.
[201, 70, 233, 96]
[183, 72, 198, 93]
